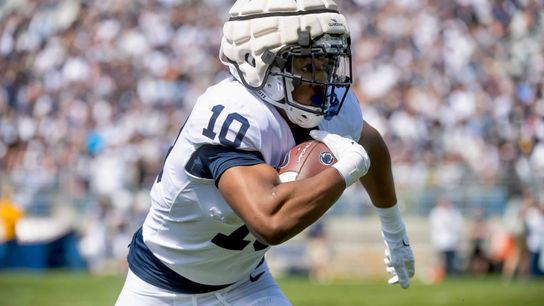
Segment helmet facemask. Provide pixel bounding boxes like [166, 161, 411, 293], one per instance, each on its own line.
[265, 32, 352, 127]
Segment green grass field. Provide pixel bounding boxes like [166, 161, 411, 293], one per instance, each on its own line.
[0, 272, 543, 306]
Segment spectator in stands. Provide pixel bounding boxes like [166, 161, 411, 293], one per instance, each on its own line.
[429, 196, 464, 276]
[0, 184, 24, 268]
[501, 192, 531, 281]
[78, 196, 112, 274]
[525, 198, 544, 277]
[466, 208, 493, 275]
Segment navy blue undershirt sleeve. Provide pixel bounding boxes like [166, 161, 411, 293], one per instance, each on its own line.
[185, 144, 265, 186]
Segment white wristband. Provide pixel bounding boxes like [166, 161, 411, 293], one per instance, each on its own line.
[332, 159, 358, 187]
[376, 205, 405, 240]
[331, 150, 370, 187]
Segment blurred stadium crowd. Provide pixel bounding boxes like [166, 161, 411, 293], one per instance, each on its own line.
[0, 0, 543, 276]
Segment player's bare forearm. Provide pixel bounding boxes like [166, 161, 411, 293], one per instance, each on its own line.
[218, 164, 344, 245]
[358, 120, 397, 208]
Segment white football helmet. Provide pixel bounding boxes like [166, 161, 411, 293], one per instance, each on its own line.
[220, 0, 352, 128]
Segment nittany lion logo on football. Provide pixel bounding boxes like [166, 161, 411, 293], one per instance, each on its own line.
[320, 152, 334, 165]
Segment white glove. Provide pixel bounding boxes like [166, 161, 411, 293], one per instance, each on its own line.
[309, 130, 370, 186]
[382, 230, 415, 289]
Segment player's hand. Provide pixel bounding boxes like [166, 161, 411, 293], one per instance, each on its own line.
[310, 130, 370, 186]
[382, 230, 415, 289]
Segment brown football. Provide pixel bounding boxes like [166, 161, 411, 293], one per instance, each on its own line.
[278, 140, 337, 182]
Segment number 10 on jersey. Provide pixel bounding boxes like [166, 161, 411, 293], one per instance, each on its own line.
[202, 104, 250, 148]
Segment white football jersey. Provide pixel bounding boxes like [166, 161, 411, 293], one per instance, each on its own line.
[136, 78, 363, 287]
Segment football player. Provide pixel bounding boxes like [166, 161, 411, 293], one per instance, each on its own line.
[116, 1, 414, 305]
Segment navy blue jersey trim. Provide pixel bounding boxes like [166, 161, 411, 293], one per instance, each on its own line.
[185, 144, 265, 185]
[127, 227, 233, 294]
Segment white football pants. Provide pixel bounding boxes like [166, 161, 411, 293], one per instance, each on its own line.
[115, 263, 291, 306]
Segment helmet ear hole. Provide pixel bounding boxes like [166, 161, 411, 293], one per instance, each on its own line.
[260, 72, 286, 102]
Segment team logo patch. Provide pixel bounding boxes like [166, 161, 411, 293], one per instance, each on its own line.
[320, 152, 334, 165]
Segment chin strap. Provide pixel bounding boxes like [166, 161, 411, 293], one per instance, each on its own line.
[284, 104, 324, 129]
